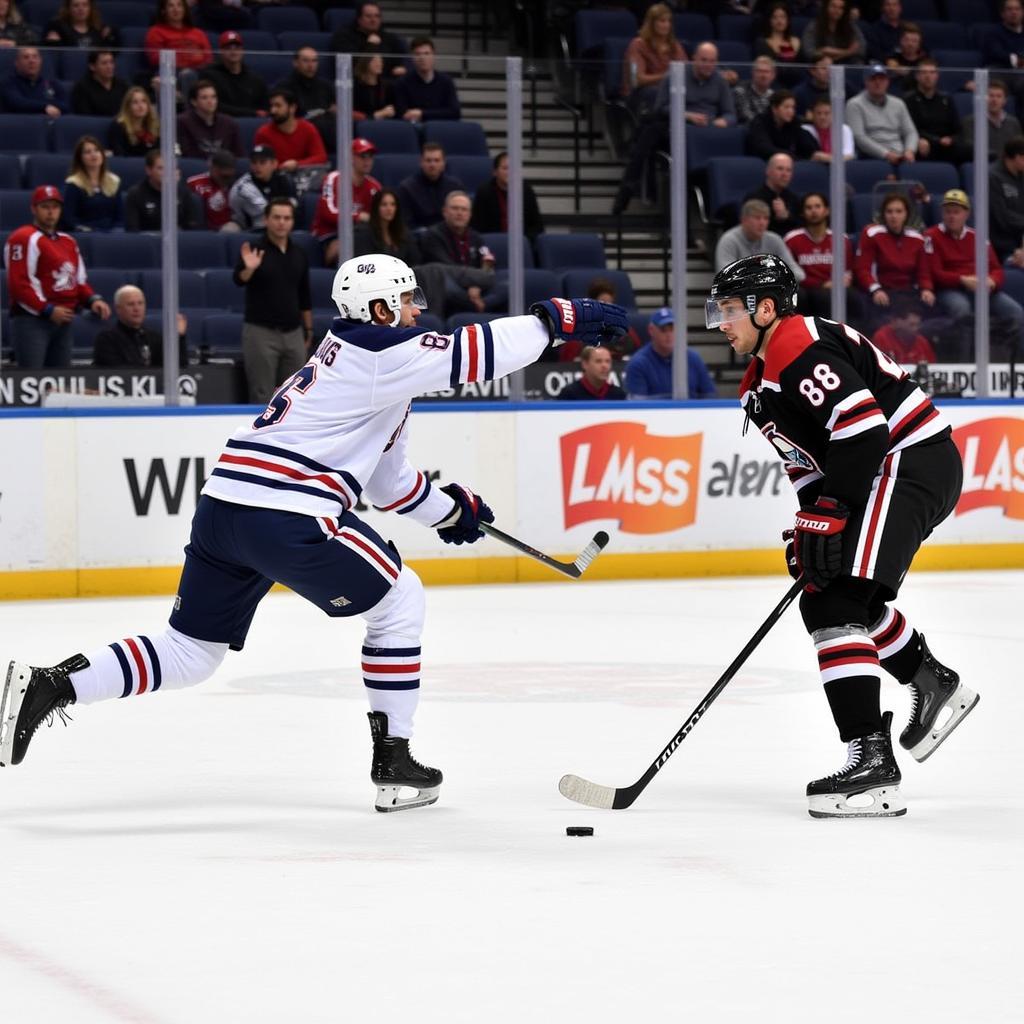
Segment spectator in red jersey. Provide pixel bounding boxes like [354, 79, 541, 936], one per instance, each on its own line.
[4, 185, 110, 369]
[253, 88, 329, 173]
[187, 148, 238, 231]
[785, 191, 858, 321]
[556, 345, 627, 401]
[144, 0, 212, 72]
[871, 299, 937, 364]
[855, 191, 934, 328]
[177, 78, 243, 159]
[311, 138, 382, 267]
[925, 188, 1024, 360]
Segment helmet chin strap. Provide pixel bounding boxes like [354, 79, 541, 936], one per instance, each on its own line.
[748, 303, 777, 359]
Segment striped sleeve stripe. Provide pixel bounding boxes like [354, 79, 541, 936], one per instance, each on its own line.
[225, 438, 357, 486]
[110, 641, 133, 699]
[216, 452, 356, 507]
[139, 635, 162, 692]
[831, 409, 888, 441]
[449, 323, 495, 385]
[449, 327, 463, 388]
[124, 637, 149, 695]
[792, 470, 824, 493]
[210, 468, 349, 507]
[870, 608, 912, 659]
[482, 321, 495, 380]
[826, 389, 875, 431]
[815, 635, 881, 684]
[362, 646, 421, 691]
[374, 471, 433, 515]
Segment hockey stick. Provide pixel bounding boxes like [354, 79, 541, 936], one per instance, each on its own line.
[559, 577, 805, 809]
[481, 523, 609, 580]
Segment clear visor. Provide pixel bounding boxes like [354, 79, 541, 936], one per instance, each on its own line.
[705, 297, 751, 329]
[404, 287, 429, 311]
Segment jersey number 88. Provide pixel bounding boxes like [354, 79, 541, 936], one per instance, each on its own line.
[799, 363, 840, 407]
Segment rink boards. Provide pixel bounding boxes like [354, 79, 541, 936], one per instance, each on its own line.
[1, 400, 1023, 599]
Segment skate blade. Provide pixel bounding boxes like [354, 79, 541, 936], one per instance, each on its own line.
[373, 784, 440, 813]
[0, 662, 29, 768]
[908, 685, 980, 763]
[808, 785, 907, 819]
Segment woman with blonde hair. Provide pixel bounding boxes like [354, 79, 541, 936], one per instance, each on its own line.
[0, 0, 37, 47]
[622, 3, 687, 111]
[108, 86, 159, 157]
[63, 134, 123, 231]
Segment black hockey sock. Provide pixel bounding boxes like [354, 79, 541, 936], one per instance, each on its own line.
[814, 625, 883, 742]
[823, 677, 883, 742]
[868, 607, 923, 684]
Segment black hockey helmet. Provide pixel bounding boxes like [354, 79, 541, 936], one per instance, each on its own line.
[705, 254, 798, 329]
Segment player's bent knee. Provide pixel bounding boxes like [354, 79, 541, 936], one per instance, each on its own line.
[161, 627, 229, 689]
[799, 577, 882, 634]
[363, 565, 425, 646]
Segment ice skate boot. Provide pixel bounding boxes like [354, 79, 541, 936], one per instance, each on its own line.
[367, 711, 442, 812]
[807, 711, 907, 818]
[901, 634, 979, 763]
[1, 655, 85, 766]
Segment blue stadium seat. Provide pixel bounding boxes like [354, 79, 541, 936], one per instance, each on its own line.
[277, 31, 331, 55]
[495, 268, 560, 306]
[846, 159, 892, 194]
[290, 230, 322, 268]
[932, 51, 982, 93]
[356, 120, 421, 154]
[224, 232, 255, 269]
[574, 9, 637, 59]
[415, 312, 445, 333]
[89, 233, 159, 268]
[900, 0, 938, 18]
[0, 190, 32, 229]
[58, 49, 90, 81]
[82, 268, 134, 303]
[0, 115, 50, 155]
[257, 6, 320, 34]
[235, 117, 265, 153]
[960, 161, 976, 192]
[202, 269, 246, 311]
[0, 157, 21, 191]
[446, 311, 503, 331]
[53, 115, 111, 152]
[899, 160, 959, 194]
[202, 312, 244, 353]
[71, 312, 106, 356]
[480, 233, 535, 270]
[601, 36, 631, 101]
[225, 30, 278, 52]
[309, 267, 336, 309]
[107, 157, 145, 188]
[791, 161, 829, 198]
[177, 157, 207, 181]
[918, 20, 967, 51]
[324, 9, 356, 33]
[686, 125, 746, 175]
[951, 0, 995, 22]
[850, 193, 878, 233]
[536, 233, 606, 271]
[562, 268, 636, 311]
[117, 27, 152, 75]
[707, 156, 765, 219]
[244, 53, 292, 87]
[140, 268, 207, 308]
[716, 14, 754, 43]
[20, 0, 61, 22]
[99, 1, 154, 26]
[423, 121, 489, 157]
[715, 40, 752, 64]
[446, 156, 492, 197]
[23, 153, 69, 190]
[299, 190, 319, 230]
[1002, 268, 1024, 306]
[673, 13, 714, 48]
[372, 154, 420, 189]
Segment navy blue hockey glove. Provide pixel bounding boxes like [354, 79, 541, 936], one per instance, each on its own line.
[435, 483, 495, 545]
[793, 498, 849, 591]
[530, 298, 628, 347]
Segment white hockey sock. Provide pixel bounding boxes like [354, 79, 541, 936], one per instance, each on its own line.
[70, 627, 228, 705]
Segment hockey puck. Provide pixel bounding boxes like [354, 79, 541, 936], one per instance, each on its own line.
[566, 826, 594, 837]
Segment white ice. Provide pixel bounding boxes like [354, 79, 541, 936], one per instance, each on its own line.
[0, 571, 1020, 1023]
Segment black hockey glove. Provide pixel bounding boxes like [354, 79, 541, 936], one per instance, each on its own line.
[793, 498, 849, 591]
[435, 483, 494, 545]
[530, 298, 628, 347]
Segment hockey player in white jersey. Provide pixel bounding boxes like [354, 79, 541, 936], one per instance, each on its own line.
[1, 255, 628, 811]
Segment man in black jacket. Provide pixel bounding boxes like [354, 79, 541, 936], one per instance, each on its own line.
[905, 59, 968, 165]
[329, 2, 408, 79]
[274, 47, 334, 121]
[93, 285, 188, 368]
[556, 345, 626, 401]
[397, 142, 464, 229]
[470, 151, 545, 242]
[70, 49, 128, 118]
[746, 90, 817, 162]
[124, 149, 199, 232]
[201, 31, 268, 119]
[742, 152, 802, 236]
[990, 135, 1024, 261]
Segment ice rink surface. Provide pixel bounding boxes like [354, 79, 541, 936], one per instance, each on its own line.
[0, 570, 1020, 1023]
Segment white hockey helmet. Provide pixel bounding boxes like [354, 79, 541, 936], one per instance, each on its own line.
[331, 254, 427, 326]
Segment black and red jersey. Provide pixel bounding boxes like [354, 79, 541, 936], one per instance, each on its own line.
[739, 315, 950, 509]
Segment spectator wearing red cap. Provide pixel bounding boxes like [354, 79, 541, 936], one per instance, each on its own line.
[4, 186, 111, 369]
[188, 148, 239, 231]
[311, 138, 382, 266]
[177, 78, 243, 159]
[144, 0, 212, 71]
[201, 31, 268, 118]
[253, 88, 329, 172]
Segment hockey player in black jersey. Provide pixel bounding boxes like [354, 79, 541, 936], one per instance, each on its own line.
[706, 254, 979, 818]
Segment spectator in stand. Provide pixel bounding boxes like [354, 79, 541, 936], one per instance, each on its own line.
[177, 78, 243, 159]
[0, 0, 37, 47]
[927, 188, 1024, 359]
[621, 3, 687, 115]
[187, 148, 237, 231]
[43, 0, 118, 49]
[801, 0, 866, 64]
[94, 285, 188, 368]
[990, 137, 1024, 262]
[846, 64, 918, 164]
[4, 185, 111, 369]
[229, 144, 296, 231]
[982, 0, 1024, 85]
[276, 47, 335, 123]
[329, 2, 408, 79]
[583, 278, 641, 356]
[62, 134, 122, 232]
[394, 37, 460, 124]
[784, 191, 856, 319]
[353, 54, 396, 121]
[201, 31, 268, 119]
[802, 96, 855, 160]
[905, 59, 968, 166]
[716, 198, 806, 281]
[233, 196, 313, 403]
[754, 4, 802, 86]
[866, 0, 903, 63]
[470, 151, 545, 242]
[743, 152, 803, 236]
[960, 79, 1021, 163]
[108, 86, 159, 157]
[420, 191, 507, 315]
[312, 138, 383, 266]
[855, 191, 934, 327]
[71, 49, 128, 118]
[733, 56, 777, 126]
[124, 149, 197, 232]
[397, 142, 464, 229]
[2, 46, 68, 117]
[195, 0, 250, 32]
[870, 298, 937, 363]
[746, 89, 817, 160]
[557, 345, 626, 401]
[144, 0, 212, 73]
[884, 22, 929, 95]
[253, 88, 329, 172]
[793, 55, 853, 118]
[624, 307, 717, 399]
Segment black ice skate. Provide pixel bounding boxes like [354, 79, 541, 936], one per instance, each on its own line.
[367, 711, 442, 812]
[901, 634, 979, 763]
[807, 712, 907, 819]
[0, 655, 85, 767]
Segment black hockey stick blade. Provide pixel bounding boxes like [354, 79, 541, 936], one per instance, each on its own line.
[559, 578, 805, 809]
[481, 522, 609, 579]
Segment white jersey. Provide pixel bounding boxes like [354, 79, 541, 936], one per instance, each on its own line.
[201, 315, 550, 525]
